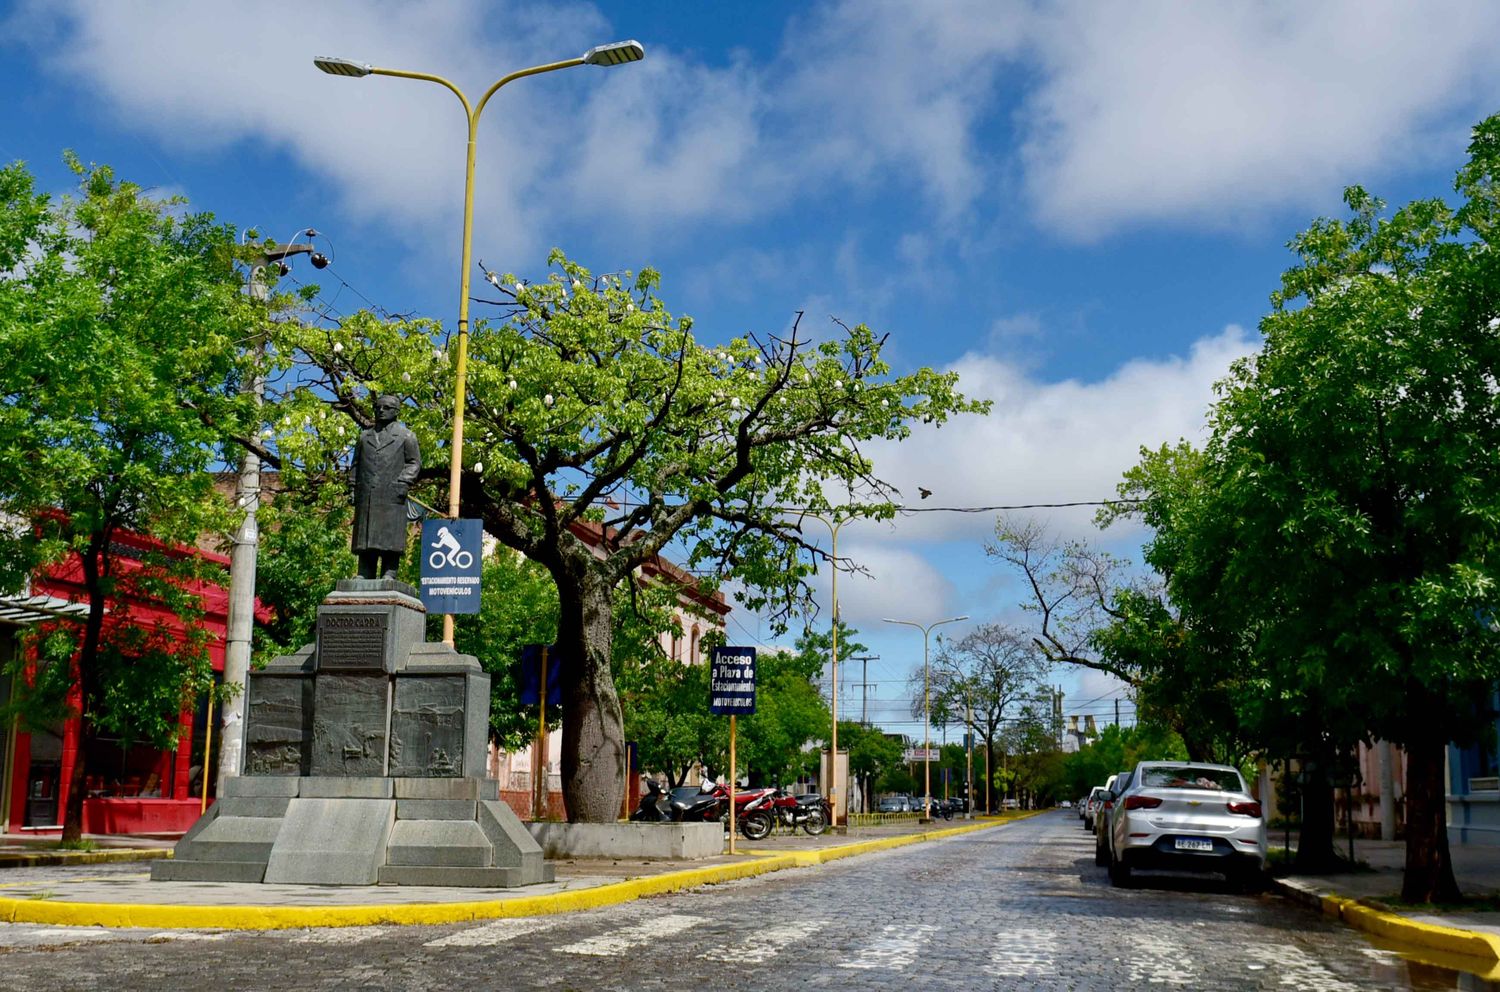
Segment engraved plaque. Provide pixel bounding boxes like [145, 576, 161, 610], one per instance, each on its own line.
[317, 611, 389, 670]
[311, 674, 390, 776]
[244, 675, 313, 775]
[389, 676, 466, 777]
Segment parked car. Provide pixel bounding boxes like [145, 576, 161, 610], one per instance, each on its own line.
[1001, 798, 1020, 810]
[876, 795, 913, 813]
[945, 797, 970, 814]
[1094, 769, 1134, 866]
[1059, 799, 1073, 809]
[1105, 761, 1266, 890]
[1082, 786, 1109, 830]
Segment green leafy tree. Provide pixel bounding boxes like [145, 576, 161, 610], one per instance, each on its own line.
[738, 647, 830, 785]
[0, 157, 256, 841]
[262, 254, 985, 820]
[1179, 121, 1500, 900]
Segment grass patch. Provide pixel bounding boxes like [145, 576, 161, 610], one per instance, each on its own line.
[1380, 894, 1500, 913]
[55, 839, 98, 852]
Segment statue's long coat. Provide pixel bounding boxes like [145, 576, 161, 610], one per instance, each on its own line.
[351, 421, 420, 552]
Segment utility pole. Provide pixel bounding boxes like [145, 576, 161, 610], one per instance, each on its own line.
[217, 234, 326, 785]
[1114, 697, 1120, 728]
[845, 654, 878, 725]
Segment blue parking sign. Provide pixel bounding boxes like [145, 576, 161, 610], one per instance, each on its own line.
[709, 647, 756, 715]
[419, 518, 482, 614]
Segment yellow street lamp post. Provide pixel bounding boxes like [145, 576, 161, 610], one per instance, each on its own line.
[883, 614, 968, 821]
[804, 512, 850, 829]
[314, 41, 645, 645]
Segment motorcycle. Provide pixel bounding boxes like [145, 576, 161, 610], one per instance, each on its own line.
[636, 779, 776, 840]
[767, 788, 830, 835]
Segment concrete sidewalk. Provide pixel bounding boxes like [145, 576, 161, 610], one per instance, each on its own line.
[1272, 837, 1500, 972]
[0, 813, 1028, 929]
[0, 833, 175, 868]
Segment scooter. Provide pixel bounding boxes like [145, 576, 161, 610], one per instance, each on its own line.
[629, 778, 676, 822]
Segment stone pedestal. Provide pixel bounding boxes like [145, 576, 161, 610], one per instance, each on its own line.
[152, 578, 550, 888]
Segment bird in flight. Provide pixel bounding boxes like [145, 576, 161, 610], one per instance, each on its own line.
[918, 487, 933, 500]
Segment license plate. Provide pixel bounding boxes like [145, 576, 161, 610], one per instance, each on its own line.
[1174, 837, 1213, 852]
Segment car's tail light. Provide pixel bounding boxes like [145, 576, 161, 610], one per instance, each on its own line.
[1227, 801, 1262, 817]
[1123, 795, 1161, 810]
[1103, 800, 1113, 809]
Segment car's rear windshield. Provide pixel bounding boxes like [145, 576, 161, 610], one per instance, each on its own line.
[1141, 766, 1244, 792]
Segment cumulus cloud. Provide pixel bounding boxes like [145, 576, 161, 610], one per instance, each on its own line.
[863, 323, 1259, 546]
[1020, 0, 1500, 238]
[15, 0, 1500, 252]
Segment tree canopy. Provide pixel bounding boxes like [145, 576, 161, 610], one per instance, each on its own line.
[256, 251, 986, 820]
[0, 155, 257, 839]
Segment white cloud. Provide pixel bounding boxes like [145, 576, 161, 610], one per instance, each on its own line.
[16, 0, 1500, 253]
[1020, 0, 1500, 238]
[865, 323, 1259, 544]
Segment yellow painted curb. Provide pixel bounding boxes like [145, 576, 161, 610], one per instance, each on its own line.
[0, 814, 1028, 930]
[1303, 887, 1500, 965]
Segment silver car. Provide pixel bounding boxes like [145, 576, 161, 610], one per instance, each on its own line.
[1105, 761, 1266, 890]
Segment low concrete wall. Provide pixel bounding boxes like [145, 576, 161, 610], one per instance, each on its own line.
[526, 822, 722, 860]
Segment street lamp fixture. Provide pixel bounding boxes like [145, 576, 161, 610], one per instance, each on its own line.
[582, 41, 646, 66]
[884, 614, 969, 821]
[313, 41, 645, 646]
[313, 56, 372, 77]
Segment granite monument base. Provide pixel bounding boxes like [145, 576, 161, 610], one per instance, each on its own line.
[151, 776, 553, 887]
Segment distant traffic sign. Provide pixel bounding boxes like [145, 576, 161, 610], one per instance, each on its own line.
[904, 747, 940, 762]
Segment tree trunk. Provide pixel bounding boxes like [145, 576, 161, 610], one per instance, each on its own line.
[62, 534, 108, 844]
[1402, 735, 1462, 903]
[559, 571, 626, 822]
[1294, 758, 1341, 872]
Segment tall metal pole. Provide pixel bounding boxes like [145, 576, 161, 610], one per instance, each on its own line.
[807, 513, 847, 829]
[965, 694, 974, 820]
[219, 244, 316, 784]
[883, 615, 967, 822]
[319, 50, 641, 646]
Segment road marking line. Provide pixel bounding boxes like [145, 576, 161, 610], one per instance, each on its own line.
[293, 926, 396, 945]
[984, 926, 1058, 978]
[557, 914, 704, 956]
[1126, 932, 1197, 986]
[838, 924, 938, 970]
[426, 917, 561, 948]
[146, 931, 225, 942]
[700, 920, 828, 963]
[1245, 944, 1359, 991]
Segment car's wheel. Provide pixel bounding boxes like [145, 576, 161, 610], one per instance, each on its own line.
[1083, 816, 1093, 831]
[1108, 857, 1132, 888]
[1094, 832, 1110, 867]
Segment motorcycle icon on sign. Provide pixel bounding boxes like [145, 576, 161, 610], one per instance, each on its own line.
[427, 525, 474, 570]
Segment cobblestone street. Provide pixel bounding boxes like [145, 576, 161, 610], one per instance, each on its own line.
[0, 812, 1491, 990]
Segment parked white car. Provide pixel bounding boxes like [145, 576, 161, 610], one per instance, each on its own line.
[1105, 761, 1266, 890]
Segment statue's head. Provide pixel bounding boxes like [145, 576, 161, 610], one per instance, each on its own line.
[373, 394, 401, 427]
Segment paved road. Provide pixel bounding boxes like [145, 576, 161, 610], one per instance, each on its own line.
[0, 811, 1490, 990]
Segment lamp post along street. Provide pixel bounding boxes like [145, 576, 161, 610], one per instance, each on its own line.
[805, 513, 849, 828]
[218, 239, 322, 784]
[314, 42, 645, 645]
[884, 614, 968, 821]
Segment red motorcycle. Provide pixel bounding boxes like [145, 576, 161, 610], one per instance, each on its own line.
[767, 788, 830, 835]
[705, 782, 777, 840]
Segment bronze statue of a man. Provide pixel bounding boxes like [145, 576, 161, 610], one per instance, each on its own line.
[351, 394, 420, 579]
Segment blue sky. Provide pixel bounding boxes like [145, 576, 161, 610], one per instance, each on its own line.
[6, 1, 1500, 740]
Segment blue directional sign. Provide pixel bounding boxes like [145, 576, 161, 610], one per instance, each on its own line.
[419, 518, 482, 614]
[709, 646, 756, 715]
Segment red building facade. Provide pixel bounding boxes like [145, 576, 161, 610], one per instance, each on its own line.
[0, 530, 235, 836]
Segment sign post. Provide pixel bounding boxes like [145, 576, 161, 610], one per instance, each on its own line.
[709, 647, 756, 856]
[419, 518, 482, 614]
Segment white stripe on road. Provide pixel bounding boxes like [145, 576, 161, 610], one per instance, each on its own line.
[984, 926, 1057, 979]
[556, 914, 705, 956]
[426, 917, 562, 948]
[837, 924, 938, 971]
[1246, 944, 1360, 991]
[700, 920, 828, 963]
[147, 931, 226, 942]
[294, 926, 395, 945]
[1126, 932, 1197, 986]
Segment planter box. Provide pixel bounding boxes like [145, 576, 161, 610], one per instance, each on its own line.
[526, 821, 722, 860]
